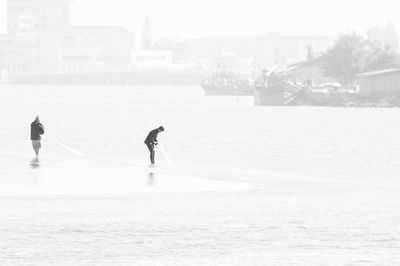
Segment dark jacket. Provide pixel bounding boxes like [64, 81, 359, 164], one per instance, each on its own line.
[144, 129, 159, 145]
[31, 121, 44, 140]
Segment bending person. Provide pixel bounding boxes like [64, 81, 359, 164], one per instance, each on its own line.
[144, 126, 164, 165]
[30, 116, 45, 158]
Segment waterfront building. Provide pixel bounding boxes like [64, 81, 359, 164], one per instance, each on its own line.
[6, 0, 71, 73]
[290, 57, 337, 85]
[0, 34, 15, 78]
[59, 25, 135, 72]
[131, 50, 173, 70]
[7, 0, 71, 37]
[5, 1, 135, 73]
[356, 69, 400, 99]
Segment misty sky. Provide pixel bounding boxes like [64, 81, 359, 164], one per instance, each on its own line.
[0, 0, 399, 38]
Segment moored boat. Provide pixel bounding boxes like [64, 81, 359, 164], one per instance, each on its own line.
[200, 68, 253, 96]
[253, 70, 303, 106]
[201, 78, 253, 96]
[254, 77, 359, 106]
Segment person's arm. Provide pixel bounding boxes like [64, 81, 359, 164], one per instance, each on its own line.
[152, 134, 158, 145]
[149, 130, 158, 145]
[38, 124, 45, 135]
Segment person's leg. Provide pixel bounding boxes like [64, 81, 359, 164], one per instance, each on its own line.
[150, 147, 155, 164]
[146, 143, 155, 164]
[36, 140, 41, 156]
[32, 141, 38, 156]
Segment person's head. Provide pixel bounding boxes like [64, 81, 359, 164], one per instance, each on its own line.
[158, 126, 165, 132]
[35, 115, 40, 122]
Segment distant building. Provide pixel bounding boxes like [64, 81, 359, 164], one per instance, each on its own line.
[0, 34, 15, 77]
[289, 57, 336, 85]
[7, 0, 71, 37]
[176, 32, 333, 71]
[6, 0, 72, 73]
[132, 50, 173, 70]
[59, 25, 135, 72]
[0, 34, 14, 56]
[3, 23, 135, 73]
[142, 17, 152, 50]
[355, 69, 400, 99]
[5, 0, 134, 73]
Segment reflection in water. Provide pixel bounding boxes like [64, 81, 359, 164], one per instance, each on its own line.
[147, 171, 156, 186]
[30, 158, 40, 169]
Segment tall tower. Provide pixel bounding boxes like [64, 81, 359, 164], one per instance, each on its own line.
[7, 0, 71, 37]
[142, 17, 152, 50]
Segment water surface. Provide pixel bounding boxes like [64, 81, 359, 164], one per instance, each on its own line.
[0, 85, 399, 265]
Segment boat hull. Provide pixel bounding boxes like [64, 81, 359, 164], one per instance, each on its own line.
[201, 79, 253, 96]
[202, 85, 253, 96]
[254, 83, 360, 106]
[254, 83, 297, 106]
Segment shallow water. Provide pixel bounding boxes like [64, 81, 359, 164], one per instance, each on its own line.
[0, 85, 399, 265]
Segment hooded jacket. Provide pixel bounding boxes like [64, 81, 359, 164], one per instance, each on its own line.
[31, 120, 45, 140]
[144, 128, 159, 145]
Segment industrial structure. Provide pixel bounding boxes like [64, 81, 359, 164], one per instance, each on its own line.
[356, 69, 400, 99]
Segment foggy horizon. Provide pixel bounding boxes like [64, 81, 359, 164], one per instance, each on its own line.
[1, 0, 400, 265]
[1, 0, 399, 38]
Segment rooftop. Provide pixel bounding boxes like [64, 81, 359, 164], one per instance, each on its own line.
[356, 69, 400, 77]
[67, 25, 132, 36]
[289, 56, 324, 69]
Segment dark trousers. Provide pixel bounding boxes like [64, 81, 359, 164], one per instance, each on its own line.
[146, 143, 155, 164]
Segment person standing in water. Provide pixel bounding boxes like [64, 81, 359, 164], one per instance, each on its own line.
[144, 126, 164, 165]
[30, 116, 45, 158]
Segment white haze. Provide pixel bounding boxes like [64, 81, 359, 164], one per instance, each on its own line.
[0, 0, 399, 37]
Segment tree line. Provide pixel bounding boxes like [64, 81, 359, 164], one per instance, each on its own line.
[321, 33, 398, 84]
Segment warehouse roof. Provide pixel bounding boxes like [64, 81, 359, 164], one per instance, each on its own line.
[356, 69, 400, 77]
